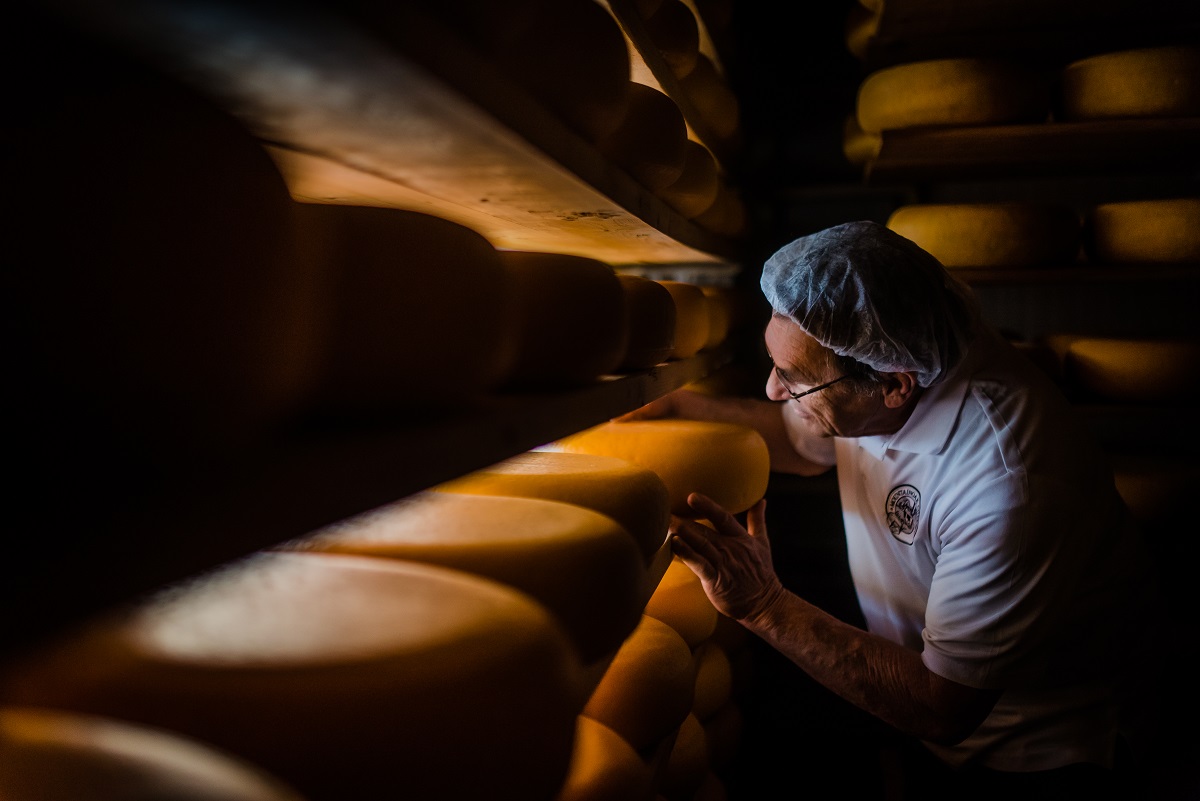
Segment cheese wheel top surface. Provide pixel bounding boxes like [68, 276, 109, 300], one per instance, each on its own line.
[0, 708, 304, 801]
[435, 450, 671, 564]
[553, 420, 771, 516]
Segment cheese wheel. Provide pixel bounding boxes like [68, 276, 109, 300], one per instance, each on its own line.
[645, 556, 719, 650]
[617, 274, 677, 370]
[554, 716, 656, 801]
[856, 58, 1049, 133]
[0, 552, 583, 801]
[292, 491, 646, 662]
[582, 615, 695, 753]
[294, 203, 518, 412]
[656, 140, 721, 219]
[643, 0, 701, 79]
[0, 707, 305, 801]
[691, 641, 733, 721]
[844, 1, 880, 62]
[10, 27, 322, 458]
[553, 420, 771, 517]
[657, 281, 711, 359]
[701, 702, 742, 770]
[1084, 198, 1200, 264]
[677, 54, 740, 142]
[886, 202, 1081, 268]
[692, 182, 747, 238]
[693, 770, 729, 801]
[1059, 45, 1200, 121]
[496, 250, 628, 388]
[433, 450, 672, 565]
[599, 82, 688, 192]
[842, 112, 882, 166]
[700, 286, 733, 350]
[660, 713, 709, 801]
[1056, 336, 1200, 404]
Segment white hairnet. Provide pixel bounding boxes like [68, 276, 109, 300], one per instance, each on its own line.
[759, 220, 979, 387]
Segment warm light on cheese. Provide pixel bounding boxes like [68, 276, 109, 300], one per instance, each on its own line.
[886, 202, 1081, 268]
[598, 82, 688, 192]
[433, 450, 671, 565]
[0, 552, 584, 801]
[656, 140, 720, 219]
[691, 641, 734, 721]
[645, 556, 718, 650]
[678, 54, 740, 143]
[657, 281, 711, 360]
[692, 183, 747, 237]
[856, 57, 1048, 133]
[0, 707, 305, 801]
[842, 112, 882, 166]
[1084, 198, 1200, 264]
[616, 274, 677, 370]
[1052, 335, 1200, 404]
[553, 715, 656, 801]
[643, 0, 701, 80]
[496, 250, 627, 388]
[1059, 45, 1200, 121]
[291, 491, 646, 662]
[700, 286, 732, 350]
[660, 713, 710, 801]
[553, 420, 771, 517]
[582, 615, 696, 753]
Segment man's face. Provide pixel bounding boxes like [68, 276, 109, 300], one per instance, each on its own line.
[762, 316, 888, 439]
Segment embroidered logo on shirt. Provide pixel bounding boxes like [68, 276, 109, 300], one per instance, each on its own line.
[885, 484, 920, 545]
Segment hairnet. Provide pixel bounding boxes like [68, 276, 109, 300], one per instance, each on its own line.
[759, 220, 979, 387]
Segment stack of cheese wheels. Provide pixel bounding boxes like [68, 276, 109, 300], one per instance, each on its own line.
[657, 281, 711, 360]
[495, 250, 628, 388]
[598, 82, 689, 192]
[293, 203, 518, 412]
[1058, 45, 1200, 121]
[700, 286, 733, 350]
[886, 202, 1081, 268]
[617, 274, 678, 370]
[659, 712, 710, 801]
[290, 491, 646, 664]
[645, 556, 718, 650]
[856, 57, 1049, 133]
[641, 0, 701, 80]
[10, 24, 322, 458]
[582, 615, 695, 755]
[678, 54, 741, 145]
[433, 450, 672, 567]
[0, 707, 306, 801]
[553, 715, 656, 801]
[656, 140, 721, 219]
[0, 552, 584, 801]
[1048, 335, 1200, 403]
[552, 419, 771, 518]
[1083, 198, 1200, 264]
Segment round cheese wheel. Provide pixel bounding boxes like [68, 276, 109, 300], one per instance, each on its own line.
[692, 182, 747, 237]
[433, 450, 672, 565]
[1059, 45, 1200, 121]
[678, 54, 740, 143]
[701, 702, 742, 770]
[660, 713, 709, 801]
[842, 112, 882, 166]
[293, 491, 646, 662]
[1084, 198, 1200, 264]
[554, 716, 656, 801]
[656, 140, 721, 219]
[599, 82, 688, 192]
[294, 203, 518, 412]
[617, 274, 677, 370]
[582, 615, 695, 753]
[700, 286, 733, 350]
[644, 556, 719, 650]
[690, 641, 733, 721]
[496, 250, 628, 388]
[844, 2, 880, 61]
[643, 0, 701, 80]
[886, 202, 1081, 268]
[1058, 337, 1200, 404]
[553, 419, 771, 517]
[856, 58, 1049, 133]
[0, 707, 305, 801]
[657, 281, 711, 359]
[10, 27, 322, 458]
[0, 552, 583, 801]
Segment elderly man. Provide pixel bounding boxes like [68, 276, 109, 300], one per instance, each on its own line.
[624, 221, 1163, 799]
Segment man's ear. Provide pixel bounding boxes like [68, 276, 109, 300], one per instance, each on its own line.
[881, 371, 921, 409]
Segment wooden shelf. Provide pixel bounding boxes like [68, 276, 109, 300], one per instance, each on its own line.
[54, 0, 740, 269]
[2, 347, 733, 661]
[865, 118, 1200, 183]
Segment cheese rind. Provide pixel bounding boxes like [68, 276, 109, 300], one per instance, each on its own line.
[1084, 198, 1200, 264]
[554, 716, 655, 801]
[886, 202, 1081, 268]
[599, 82, 688, 192]
[691, 641, 734, 721]
[617, 274, 677, 370]
[660, 713, 709, 801]
[1059, 45, 1200, 121]
[656, 140, 720, 219]
[1054, 336, 1200, 404]
[645, 556, 719, 650]
[553, 420, 771, 517]
[656, 281, 711, 360]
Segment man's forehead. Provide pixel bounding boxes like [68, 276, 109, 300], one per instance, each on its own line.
[764, 316, 834, 365]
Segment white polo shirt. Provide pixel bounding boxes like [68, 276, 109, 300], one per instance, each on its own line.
[833, 326, 1160, 771]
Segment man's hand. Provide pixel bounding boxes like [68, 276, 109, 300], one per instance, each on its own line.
[668, 493, 786, 624]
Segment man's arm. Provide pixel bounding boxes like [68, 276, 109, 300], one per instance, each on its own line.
[672, 493, 1001, 745]
[617, 389, 834, 477]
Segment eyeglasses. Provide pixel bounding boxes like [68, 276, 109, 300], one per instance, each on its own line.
[774, 369, 852, 401]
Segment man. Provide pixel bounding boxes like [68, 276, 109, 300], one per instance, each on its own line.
[623, 221, 1164, 799]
